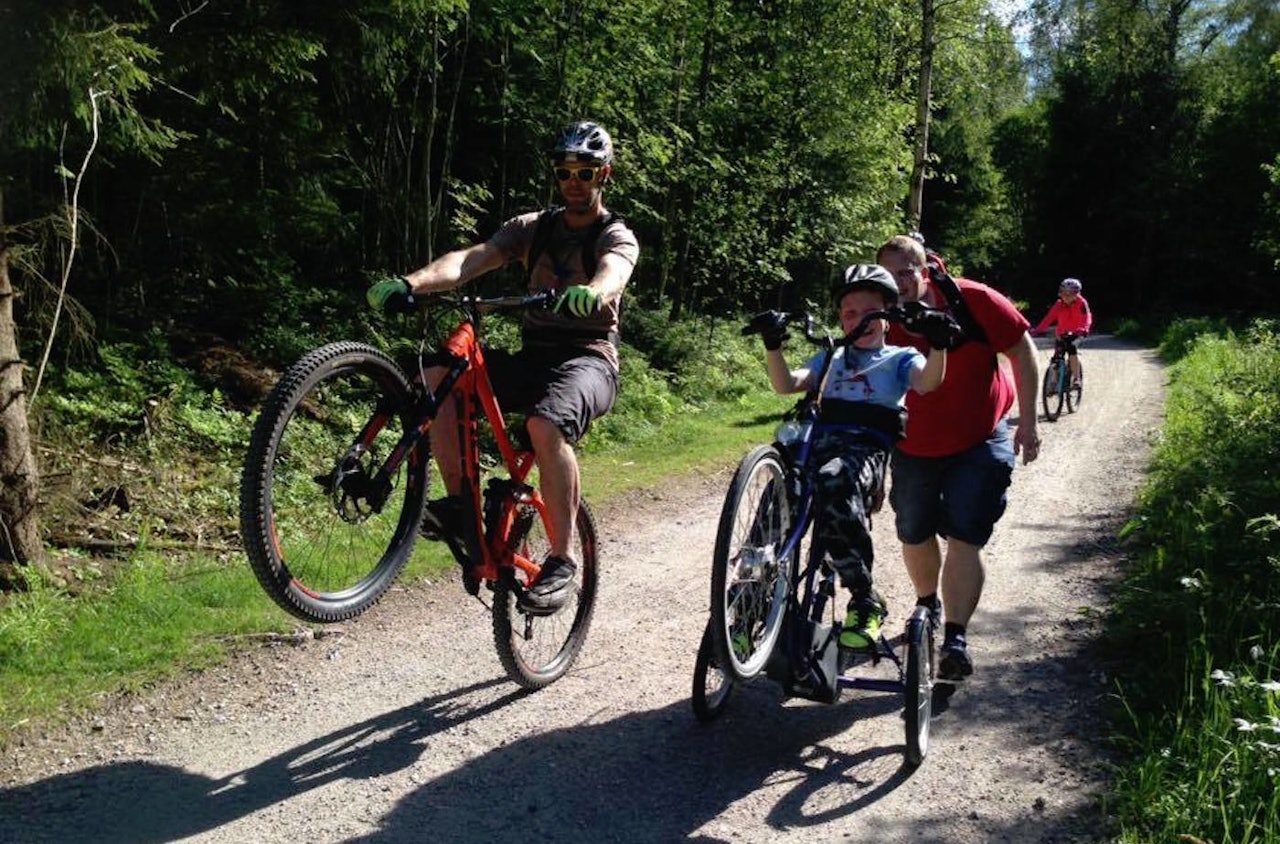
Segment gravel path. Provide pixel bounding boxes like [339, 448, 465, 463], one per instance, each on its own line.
[0, 335, 1163, 843]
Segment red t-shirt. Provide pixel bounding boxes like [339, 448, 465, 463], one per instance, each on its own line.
[887, 279, 1029, 457]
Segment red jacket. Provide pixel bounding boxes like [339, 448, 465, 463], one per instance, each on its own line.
[1034, 295, 1092, 337]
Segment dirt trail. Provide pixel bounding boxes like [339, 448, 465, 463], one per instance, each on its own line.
[0, 336, 1163, 843]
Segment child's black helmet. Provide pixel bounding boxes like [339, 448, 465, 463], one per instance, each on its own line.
[831, 263, 899, 308]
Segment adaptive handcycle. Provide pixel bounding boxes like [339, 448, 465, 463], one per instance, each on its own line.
[691, 308, 938, 767]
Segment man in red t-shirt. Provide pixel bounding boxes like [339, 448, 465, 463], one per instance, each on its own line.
[878, 235, 1041, 685]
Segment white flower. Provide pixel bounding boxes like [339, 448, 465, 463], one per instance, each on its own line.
[1235, 718, 1259, 732]
[1180, 576, 1203, 591]
[1211, 669, 1237, 686]
[1250, 644, 1265, 661]
[1260, 680, 1280, 693]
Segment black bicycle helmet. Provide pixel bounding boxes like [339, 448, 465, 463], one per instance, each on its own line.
[551, 120, 614, 165]
[831, 263, 899, 308]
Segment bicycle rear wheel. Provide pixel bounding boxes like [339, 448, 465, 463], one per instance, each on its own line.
[1041, 359, 1064, 422]
[903, 606, 935, 767]
[492, 500, 599, 690]
[240, 342, 428, 623]
[692, 622, 735, 722]
[710, 445, 794, 683]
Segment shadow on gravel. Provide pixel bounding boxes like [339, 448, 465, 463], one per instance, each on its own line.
[0, 674, 941, 843]
[0, 664, 1112, 843]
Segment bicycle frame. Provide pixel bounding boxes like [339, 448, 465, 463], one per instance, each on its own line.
[351, 296, 554, 585]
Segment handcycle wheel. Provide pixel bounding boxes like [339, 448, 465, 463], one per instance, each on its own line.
[692, 622, 735, 722]
[240, 342, 429, 623]
[709, 445, 794, 683]
[1068, 358, 1083, 412]
[903, 606, 935, 767]
[1041, 359, 1064, 422]
[492, 500, 599, 690]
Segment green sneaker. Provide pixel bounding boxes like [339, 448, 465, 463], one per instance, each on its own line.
[839, 601, 885, 650]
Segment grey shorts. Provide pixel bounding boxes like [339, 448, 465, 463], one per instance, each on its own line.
[485, 347, 618, 444]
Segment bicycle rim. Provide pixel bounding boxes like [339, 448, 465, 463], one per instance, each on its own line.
[492, 501, 598, 690]
[240, 342, 428, 622]
[1070, 361, 1083, 411]
[710, 445, 793, 682]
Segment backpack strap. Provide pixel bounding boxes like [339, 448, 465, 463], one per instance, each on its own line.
[927, 264, 989, 347]
[524, 207, 620, 284]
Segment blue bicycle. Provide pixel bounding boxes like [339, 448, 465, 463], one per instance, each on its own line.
[1041, 331, 1084, 422]
[691, 308, 937, 767]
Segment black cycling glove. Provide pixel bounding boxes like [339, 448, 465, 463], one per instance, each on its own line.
[744, 310, 790, 351]
[901, 302, 965, 350]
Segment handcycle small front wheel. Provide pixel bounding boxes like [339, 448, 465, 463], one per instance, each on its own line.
[903, 605, 935, 767]
[240, 342, 429, 623]
[709, 445, 794, 683]
[692, 622, 735, 722]
[492, 499, 599, 690]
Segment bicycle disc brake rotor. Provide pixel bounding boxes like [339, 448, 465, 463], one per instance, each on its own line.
[729, 546, 777, 642]
[313, 444, 394, 523]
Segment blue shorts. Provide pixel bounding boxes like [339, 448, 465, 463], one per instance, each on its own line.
[890, 422, 1016, 546]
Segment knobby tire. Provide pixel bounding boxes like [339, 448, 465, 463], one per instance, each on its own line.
[240, 342, 428, 623]
[492, 500, 599, 690]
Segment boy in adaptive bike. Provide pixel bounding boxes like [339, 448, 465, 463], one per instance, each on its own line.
[1031, 277, 1092, 386]
[753, 264, 954, 651]
[365, 120, 639, 612]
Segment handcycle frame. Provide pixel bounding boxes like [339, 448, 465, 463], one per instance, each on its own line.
[692, 308, 936, 767]
[1041, 331, 1083, 422]
[240, 290, 597, 690]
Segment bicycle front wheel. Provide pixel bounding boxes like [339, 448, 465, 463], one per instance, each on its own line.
[1068, 358, 1083, 412]
[240, 342, 429, 623]
[1041, 360, 1064, 422]
[903, 606, 935, 767]
[709, 445, 794, 682]
[492, 500, 599, 690]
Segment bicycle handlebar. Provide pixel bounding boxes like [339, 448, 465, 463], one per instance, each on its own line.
[741, 307, 913, 349]
[457, 290, 558, 312]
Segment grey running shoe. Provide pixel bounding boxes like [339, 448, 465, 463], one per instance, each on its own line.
[521, 555, 577, 612]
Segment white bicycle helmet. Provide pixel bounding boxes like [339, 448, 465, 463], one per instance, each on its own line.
[551, 121, 614, 165]
[831, 263, 899, 307]
[1060, 277, 1083, 293]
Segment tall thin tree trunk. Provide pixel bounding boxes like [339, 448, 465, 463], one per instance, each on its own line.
[908, 0, 936, 231]
[0, 187, 43, 566]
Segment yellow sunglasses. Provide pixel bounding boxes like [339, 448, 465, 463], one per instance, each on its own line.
[553, 165, 602, 183]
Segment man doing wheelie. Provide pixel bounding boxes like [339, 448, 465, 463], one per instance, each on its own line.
[366, 121, 638, 612]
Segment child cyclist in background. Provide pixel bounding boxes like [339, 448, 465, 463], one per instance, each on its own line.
[1032, 278, 1092, 386]
[753, 264, 952, 651]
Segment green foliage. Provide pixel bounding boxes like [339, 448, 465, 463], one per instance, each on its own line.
[1156, 316, 1234, 363]
[1107, 320, 1280, 841]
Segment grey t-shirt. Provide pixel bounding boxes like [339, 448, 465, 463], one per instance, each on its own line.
[488, 210, 639, 370]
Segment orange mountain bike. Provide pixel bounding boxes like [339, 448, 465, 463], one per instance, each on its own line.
[239, 291, 598, 689]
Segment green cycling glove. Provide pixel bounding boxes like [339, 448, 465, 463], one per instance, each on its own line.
[555, 285, 601, 318]
[366, 276, 413, 313]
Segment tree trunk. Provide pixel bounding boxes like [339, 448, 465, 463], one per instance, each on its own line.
[0, 186, 44, 565]
[907, 0, 936, 231]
